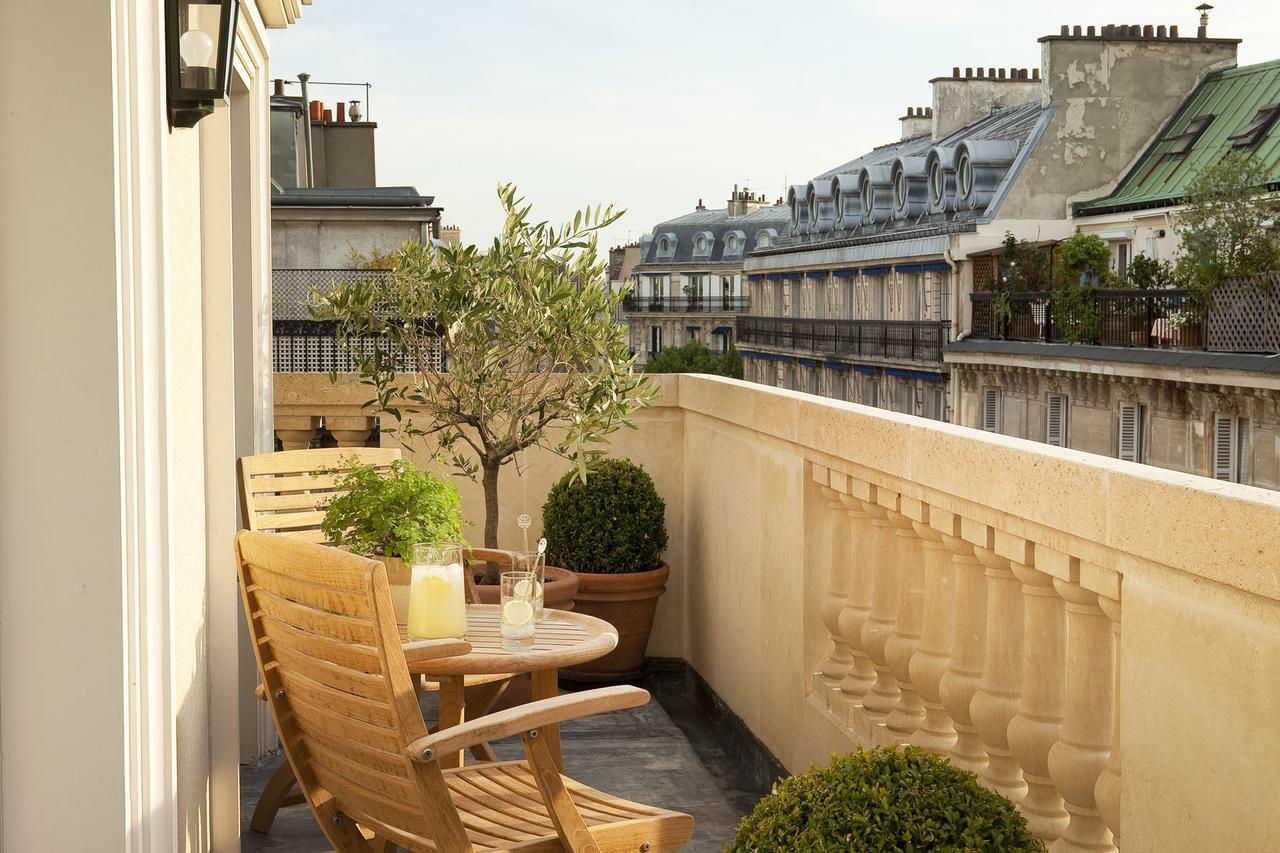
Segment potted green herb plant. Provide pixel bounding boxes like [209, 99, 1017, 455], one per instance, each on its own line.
[319, 458, 466, 622]
[730, 747, 1044, 852]
[542, 458, 669, 679]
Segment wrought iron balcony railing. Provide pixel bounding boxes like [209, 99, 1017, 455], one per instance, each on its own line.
[622, 295, 750, 313]
[737, 316, 951, 363]
[969, 289, 1208, 349]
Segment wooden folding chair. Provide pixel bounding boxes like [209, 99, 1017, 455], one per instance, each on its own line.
[237, 448, 516, 832]
[236, 531, 694, 852]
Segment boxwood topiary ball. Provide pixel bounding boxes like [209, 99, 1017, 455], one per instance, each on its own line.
[542, 458, 667, 574]
[730, 746, 1045, 852]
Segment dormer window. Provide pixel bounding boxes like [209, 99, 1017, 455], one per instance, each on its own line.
[1162, 114, 1215, 159]
[660, 237, 670, 252]
[861, 184, 874, 217]
[726, 234, 738, 251]
[695, 235, 707, 252]
[756, 231, 772, 249]
[1229, 103, 1280, 151]
[929, 159, 944, 206]
[957, 151, 973, 201]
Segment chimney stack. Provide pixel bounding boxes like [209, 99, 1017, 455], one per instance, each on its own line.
[1197, 3, 1213, 37]
[899, 106, 933, 140]
[930, 67, 1043, 140]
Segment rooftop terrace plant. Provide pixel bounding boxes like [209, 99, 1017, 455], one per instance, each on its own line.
[319, 458, 465, 562]
[313, 185, 657, 548]
[542, 458, 667, 574]
[730, 746, 1044, 852]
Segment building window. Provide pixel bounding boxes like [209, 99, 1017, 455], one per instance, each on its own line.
[982, 387, 1002, 433]
[686, 326, 700, 344]
[1115, 242, 1131, 281]
[1161, 114, 1215, 160]
[1228, 103, 1279, 151]
[1118, 402, 1147, 462]
[927, 385, 946, 421]
[649, 326, 662, 355]
[865, 374, 880, 408]
[1213, 414, 1251, 483]
[1046, 394, 1069, 447]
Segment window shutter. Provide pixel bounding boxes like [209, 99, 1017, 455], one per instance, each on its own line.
[1237, 418, 1251, 484]
[1213, 414, 1236, 481]
[982, 388, 1000, 432]
[1118, 403, 1139, 461]
[1046, 394, 1067, 447]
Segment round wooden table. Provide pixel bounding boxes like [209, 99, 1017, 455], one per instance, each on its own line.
[404, 604, 618, 769]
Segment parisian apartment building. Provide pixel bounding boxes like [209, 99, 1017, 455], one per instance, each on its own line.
[947, 51, 1280, 489]
[626, 187, 788, 365]
[269, 79, 448, 376]
[735, 22, 1247, 428]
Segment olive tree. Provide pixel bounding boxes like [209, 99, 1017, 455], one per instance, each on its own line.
[313, 184, 656, 548]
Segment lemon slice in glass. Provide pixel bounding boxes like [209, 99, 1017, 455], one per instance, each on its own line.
[513, 578, 533, 598]
[502, 599, 534, 627]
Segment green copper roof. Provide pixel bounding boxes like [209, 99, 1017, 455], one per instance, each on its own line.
[1076, 59, 1280, 216]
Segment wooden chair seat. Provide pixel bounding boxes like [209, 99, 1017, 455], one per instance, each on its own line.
[362, 760, 689, 852]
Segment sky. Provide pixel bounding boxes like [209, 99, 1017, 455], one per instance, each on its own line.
[270, 1, 1280, 255]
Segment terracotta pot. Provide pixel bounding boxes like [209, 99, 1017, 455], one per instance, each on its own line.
[562, 563, 670, 680]
[470, 565, 579, 612]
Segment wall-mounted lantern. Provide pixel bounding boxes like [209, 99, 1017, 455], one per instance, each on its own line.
[166, 0, 239, 128]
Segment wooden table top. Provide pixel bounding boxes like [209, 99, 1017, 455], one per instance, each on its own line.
[403, 604, 617, 677]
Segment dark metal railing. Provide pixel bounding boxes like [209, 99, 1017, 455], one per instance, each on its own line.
[737, 316, 951, 363]
[970, 290, 1208, 349]
[622, 295, 750, 313]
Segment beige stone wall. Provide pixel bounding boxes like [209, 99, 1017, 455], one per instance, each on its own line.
[278, 371, 1280, 851]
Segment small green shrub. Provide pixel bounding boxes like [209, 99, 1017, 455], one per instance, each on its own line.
[319, 458, 465, 561]
[729, 747, 1044, 853]
[1058, 233, 1111, 286]
[542, 458, 667, 574]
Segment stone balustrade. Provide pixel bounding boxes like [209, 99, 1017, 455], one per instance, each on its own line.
[275, 371, 1280, 852]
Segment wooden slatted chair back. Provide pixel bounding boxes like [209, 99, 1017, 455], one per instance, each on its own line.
[238, 447, 402, 544]
[236, 531, 474, 851]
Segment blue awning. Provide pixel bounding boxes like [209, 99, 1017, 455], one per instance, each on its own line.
[766, 273, 783, 281]
[853, 364, 878, 375]
[781, 272, 803, 280]
[885, 368, 916, 379]
[914, 371, 946, 382]
[798, 358, 819, 368]
[711, 326, 732, 335]
[747, 274, 763, 282]
[825, 361, 851, 371]
[832, 268, 858, 278]
[804, 269, 828, 278]
[862, 266, 888, 277]
[895, 261, 952, 273]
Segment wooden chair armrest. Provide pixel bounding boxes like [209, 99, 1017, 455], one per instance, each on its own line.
[402, 637, 472, 667]
[406, 685, 649, 762]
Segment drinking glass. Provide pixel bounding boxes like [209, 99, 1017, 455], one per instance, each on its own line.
[407, 542, 467, 639]
[511, 550, 546, 622]
[500, 571, 537, 652]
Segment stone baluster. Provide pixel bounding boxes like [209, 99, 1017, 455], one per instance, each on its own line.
[325, 415, 374, 447]
[815, 477, 853, 696]
[1094, 593, 1122, 846]
[1048, 578, 1116, 853]
[836, 492, 877, 708]
[970, 531, 1027, 804]
[1008, 545, 1069, 842]
[938, 527, 988, 775]
[909, 508, 957, 754]
[884, 505, 926, 739]
[858, 487, 900, 720]
[275, 415, 320, 450]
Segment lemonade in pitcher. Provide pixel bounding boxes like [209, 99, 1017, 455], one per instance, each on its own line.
[407, 543, 467, 639]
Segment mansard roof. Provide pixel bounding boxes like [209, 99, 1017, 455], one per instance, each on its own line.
[635, 203, 790, 268]
[760, 99, 1050, 256]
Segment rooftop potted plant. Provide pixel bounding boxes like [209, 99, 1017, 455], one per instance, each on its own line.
[730, 746, 1044, 852]
[542, 457, 669, 679]
[319, 458, 465, 622]
[312, 185, 657, 574]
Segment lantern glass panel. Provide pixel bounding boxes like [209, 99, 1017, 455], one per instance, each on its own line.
[178, 2, 222, 91]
